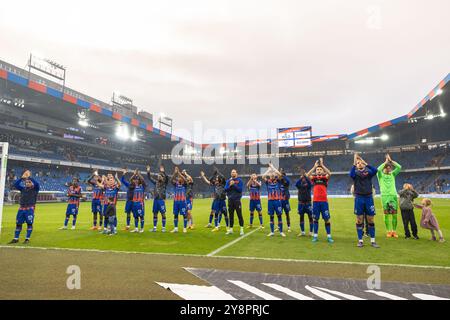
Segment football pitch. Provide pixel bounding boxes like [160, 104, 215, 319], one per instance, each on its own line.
[1, 198, 449, 267]
[1, 197, 450, 299]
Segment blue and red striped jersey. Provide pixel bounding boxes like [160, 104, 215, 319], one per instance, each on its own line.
[103, 185, 119, 205]
[92, 186, 103, 200]
[266, 179, 281, 201]
[249, 183, 261, 200]
[173, 182, 187, 202]
[132, 185, 145, 203]
[68, 186, 82, 205]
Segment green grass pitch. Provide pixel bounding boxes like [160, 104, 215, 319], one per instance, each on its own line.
[1, 198, 449, 267]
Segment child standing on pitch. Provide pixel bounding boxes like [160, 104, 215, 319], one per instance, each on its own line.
[414, 199, 445, 243]
[104, 197, 117, 235]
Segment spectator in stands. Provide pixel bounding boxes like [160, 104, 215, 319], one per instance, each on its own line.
[398, 183, 419, 239]
[414, 199, 445, 243]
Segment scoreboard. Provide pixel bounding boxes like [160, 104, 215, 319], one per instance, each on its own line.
[277, 126, 312, 148]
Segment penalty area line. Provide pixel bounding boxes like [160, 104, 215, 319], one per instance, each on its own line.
[0, 245, 449, 270]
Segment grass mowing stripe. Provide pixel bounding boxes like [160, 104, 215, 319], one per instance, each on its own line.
[207, 227, 260, 257]
[2, 245, 450, 270]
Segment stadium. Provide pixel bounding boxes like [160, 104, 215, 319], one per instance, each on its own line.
[0, 1, 449, 305]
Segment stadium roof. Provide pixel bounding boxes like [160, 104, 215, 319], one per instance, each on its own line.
[0, 58, 448, 149]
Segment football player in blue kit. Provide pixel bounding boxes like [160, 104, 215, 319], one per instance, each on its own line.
[86, 170, 104, 230]
[279, 168, 292, 233]
[123, 169, 147, 233]
[171, 167, 189, 233]
[246, 173, 264, 229]
[121, 169, 135, 231]
[60, 177, 82, 230]
[200, 170, 229, 232]
[263, 163, 286, 238]
[8, 170, 40, 244]
[350, 153, 380, 248]
[295, 169, 313, 237]
[147, 165, 169, 232]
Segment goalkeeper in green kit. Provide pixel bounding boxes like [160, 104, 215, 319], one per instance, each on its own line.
[377, 154, 402, 238]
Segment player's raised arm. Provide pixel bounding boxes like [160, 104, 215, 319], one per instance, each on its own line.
[14, 176, 25, 191]
[171, 167, 180, 185]
[146, 166, 158, 185]
[182, 170, 193, 183]
[114, 172, 122, 188]
[306, 161, 318, 178]
[391, 159, 402, 176]
[319, 158, 332, 177]
[246, 177, 252, 189]
[120, 169, 130, 187]
[261, 167, 272, 182]
[200, 171, 212, 185]
[269, 163, 282, 177]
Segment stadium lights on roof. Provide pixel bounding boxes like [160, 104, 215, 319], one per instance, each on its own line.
[355, 139, 374, 145]
[112, 92, 133, 106]
[78, 119, 89, 127]
[44, 58, 65, 70]
[355, 134, 387, 144]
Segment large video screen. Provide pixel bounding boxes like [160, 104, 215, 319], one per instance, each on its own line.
[277, 126, 312, 148]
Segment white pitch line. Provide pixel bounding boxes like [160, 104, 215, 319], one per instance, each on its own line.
[211, 254, 450, 270]
[311, 286, 365, 300]
[156, 282, 236, 300]
[412, 293, 450, 300]
[305, 285, 341, 300]
[262, 283, 314, 300]
[1, 245, 450, 270]
[228, 280, 281, 300]
[365, 290, 407, 300]
[206, 228, 260, 257]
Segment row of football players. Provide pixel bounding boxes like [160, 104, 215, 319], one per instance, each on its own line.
[10, 154, 389, 246]
[61, 160, 335, 240]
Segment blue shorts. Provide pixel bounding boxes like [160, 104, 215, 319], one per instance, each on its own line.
[354, 196, 376, 216]
[186, 198, 193, 211]
[212, 199, 227, 214]
[132, 202, 145, 218]
[298, 202, 312, 215]
[174, 201, 187, 216]
[249, 199, 262, 212]
[152, 199, 166, 214]
[125, 200, 133, 214]
[102, 204, 109, 216]
[91, 199, 102, 214]
[16, 207, 35, 225]
[66, 203, 79, 215]
[268, 200, 282, 216]
[281, 200, 291, 213]
[313, 201, 330, 220]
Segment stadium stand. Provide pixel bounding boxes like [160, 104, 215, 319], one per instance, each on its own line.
[1, 58, 449, 202]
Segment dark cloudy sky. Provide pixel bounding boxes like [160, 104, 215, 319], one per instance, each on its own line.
[1, 0, 449, 143]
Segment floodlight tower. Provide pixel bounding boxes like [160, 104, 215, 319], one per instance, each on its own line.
[27, 53, 67, 92]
